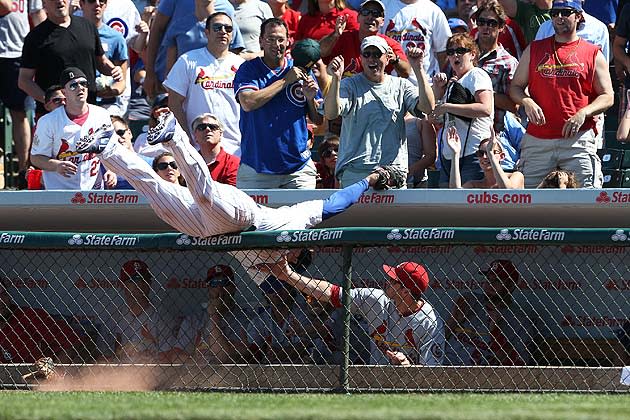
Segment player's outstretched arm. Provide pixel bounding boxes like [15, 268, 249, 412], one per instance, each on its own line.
[266, 257, 334, 304]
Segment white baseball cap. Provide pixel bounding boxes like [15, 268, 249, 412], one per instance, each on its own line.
[360, 35, 389, 54]
[360, 0, 385, 12]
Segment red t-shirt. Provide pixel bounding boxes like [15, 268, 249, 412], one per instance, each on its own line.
[0, 307, 82, 363]
[295, 8, 359, 41]
[282, 7, 301, 44]
[470, 17, 526, 59]
[527, 37, 599, 139]
[326, 31, 407, 76]
[207, 147, 240, 186]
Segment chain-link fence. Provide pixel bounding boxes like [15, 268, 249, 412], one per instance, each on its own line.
[1, 228, 629, 392]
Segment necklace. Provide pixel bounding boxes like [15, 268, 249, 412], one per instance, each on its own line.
[552, 37, 580, 68]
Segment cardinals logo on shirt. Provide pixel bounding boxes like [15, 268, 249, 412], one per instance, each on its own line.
[385, 18, 428, 50]
[536, 52, 583, 78]
[57, 139, 78, 160]
[343, 58, 360, 77]
[194, 68, 235, 90]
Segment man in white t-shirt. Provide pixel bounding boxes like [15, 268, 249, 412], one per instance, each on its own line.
[163, 11, 244, 156]
[30, 67, 115, 190]
[265, 257, 445, 366]
[381, 0, 452, 80]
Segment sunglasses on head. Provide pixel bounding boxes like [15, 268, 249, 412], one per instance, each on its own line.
[361, 50, 383, 59]
[446, 47, 471, 56]
[359, 9, 383, 18]
[156, 161, 178, 171]
[195, 123, 221, 132]
[68, 79, 89, 91]
[476, 17, 500, 28]
[322, 147, 338, 158]
[211, 23, 233, 33]
[550, 8, 577, 18]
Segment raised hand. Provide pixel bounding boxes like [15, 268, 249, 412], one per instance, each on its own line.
[326, 55, 345, 79]
[445, 125, 461, 157]
[334, 14, 348, 36]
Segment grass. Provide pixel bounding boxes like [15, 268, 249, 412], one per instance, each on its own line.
[0, 391, 629, 420]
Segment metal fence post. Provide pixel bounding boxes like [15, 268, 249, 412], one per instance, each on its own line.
[338, 245, 353, 394]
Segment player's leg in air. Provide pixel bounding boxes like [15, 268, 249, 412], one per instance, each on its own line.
[146, 111, 258, 233]
[74, 128, 209, 237]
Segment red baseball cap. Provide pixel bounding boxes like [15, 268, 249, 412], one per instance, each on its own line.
[479, 259, 519, 283]
[382, 262, 429, 295]
[120, 259, 151, 283]
[207, 264, 234, 282]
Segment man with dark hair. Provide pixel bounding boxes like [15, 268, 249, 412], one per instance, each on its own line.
[234, 17, 323, 189]
[164, 12, 244, 156]
[44, 85, 66, 113]
[264, 258, 445, 366]
[30, 67, 116, 190]
[509, 0, 614, 188]
[18, 0, 123, 116]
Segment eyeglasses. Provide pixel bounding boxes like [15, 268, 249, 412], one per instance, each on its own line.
[195, 123, 221, 132]
[359, 9, 383, 18]
[361, 50, 383, 59]
[68, 79, 89, 91]
[48, 97, 65, 105]
[115, 129, 128, 136]
[476, 149, 501, 158]
[211, 23, 233, 33]
[322, 148, 338, 158]
[476, 17, 500, 28]
[446, 47, 471, 56]
[550, 8, 577, 18]
[156, 161, 178, 171]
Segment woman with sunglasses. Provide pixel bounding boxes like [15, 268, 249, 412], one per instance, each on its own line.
[315, 136, 340, 189]
[152, 152, 186, 186]
[445, 125, 524, 189]
[430, 33, 494, 187]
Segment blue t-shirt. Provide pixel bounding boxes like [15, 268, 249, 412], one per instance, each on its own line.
[97, 24, 129, 105]
[234, 57, 312, 174]
[156, 0, 239, 81]
[585, 0, 618, 25]
[164, 15, 244, 65]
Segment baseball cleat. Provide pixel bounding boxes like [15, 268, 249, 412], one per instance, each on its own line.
[147, 111, 176, 145]
[75, 126, 114, 154]
[370, 165, 406, 190]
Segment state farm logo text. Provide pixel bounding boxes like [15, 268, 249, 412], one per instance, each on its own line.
[71, 192, 139, 204]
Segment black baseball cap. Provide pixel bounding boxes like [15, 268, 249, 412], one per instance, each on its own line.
[59, 67, 87, 86]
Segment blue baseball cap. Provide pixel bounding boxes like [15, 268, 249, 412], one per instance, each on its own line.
[552, 0, 583, 11]
[447, 18, 469, 32]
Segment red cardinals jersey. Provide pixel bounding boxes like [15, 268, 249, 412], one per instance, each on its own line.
[527, 37, 599, 139]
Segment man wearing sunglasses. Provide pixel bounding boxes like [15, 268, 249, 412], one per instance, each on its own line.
[191, 113, 240, 186]
[164, 12, 244, 157]
[30, 67, 117, 190]
[324, 36, 434, 187]
[509, 0, 614, 188]
[319, 0, 410, 78]
[472, 1, 519, 135]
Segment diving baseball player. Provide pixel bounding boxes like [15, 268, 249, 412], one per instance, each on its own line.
[75, 111, 404, 281]
[264, 258, 445, 365]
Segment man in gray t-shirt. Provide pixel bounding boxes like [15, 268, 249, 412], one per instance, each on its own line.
[0, 0, 45, 188]
[324, 35, 434, 187]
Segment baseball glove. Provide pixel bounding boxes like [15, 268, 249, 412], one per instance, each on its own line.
[22, 357, 56, 381]
[370, 165, 406, 190]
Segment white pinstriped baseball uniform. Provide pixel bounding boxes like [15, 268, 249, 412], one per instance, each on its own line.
[101, 122, 324, 238]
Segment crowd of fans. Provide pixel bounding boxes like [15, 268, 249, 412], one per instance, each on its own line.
[2, 0, 630, 368]
[0, 0, 626, 191]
